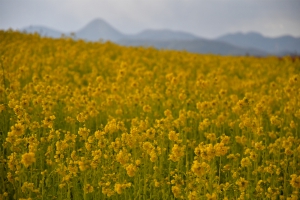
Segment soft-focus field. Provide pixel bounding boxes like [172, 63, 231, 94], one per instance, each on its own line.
[0, 30, 300, 200]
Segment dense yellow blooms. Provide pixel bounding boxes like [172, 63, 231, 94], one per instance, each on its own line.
[0, 30, 300, 199]
[236, 177, 249, 191]
[125, 164, 137, 177]
[191, 161, 210, 177]
[83, 183, 93, 194]
[21, 152, 36, 168]
[290, 174, 300, 189]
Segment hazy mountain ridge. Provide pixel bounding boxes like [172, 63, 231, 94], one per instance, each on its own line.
[217, 32, 300, 55]
[19, 18, 299, 56]
[22, 25, 63, 38]
[122, 29, 201, 41]
[117, 38, 268, 56]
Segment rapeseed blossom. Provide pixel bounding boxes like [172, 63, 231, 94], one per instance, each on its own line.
[21, 152, 36, 168]
[0, 30, 299, 200]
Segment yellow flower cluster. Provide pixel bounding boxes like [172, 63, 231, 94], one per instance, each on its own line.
[0, 30, 300, 199]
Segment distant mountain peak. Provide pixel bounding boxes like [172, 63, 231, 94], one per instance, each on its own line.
[84, 18, 111, 28]
[76, 18, 123, 42]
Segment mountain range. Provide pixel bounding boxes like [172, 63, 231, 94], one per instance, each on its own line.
[20, 18, 300, 56]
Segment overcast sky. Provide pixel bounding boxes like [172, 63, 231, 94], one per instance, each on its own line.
[1, 0, 300, 39]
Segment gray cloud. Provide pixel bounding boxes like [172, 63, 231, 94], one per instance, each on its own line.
[0, 0, 299, 38]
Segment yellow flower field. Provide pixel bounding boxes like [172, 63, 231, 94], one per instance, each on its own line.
[0, 30, 300, 200]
